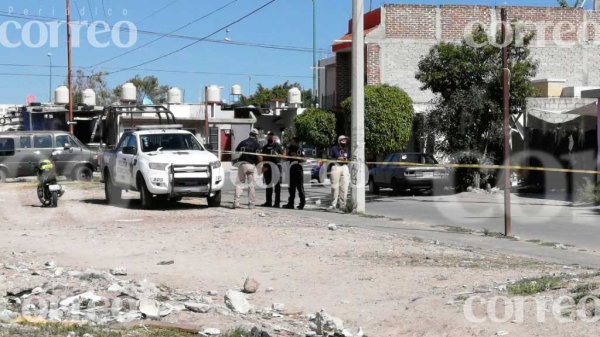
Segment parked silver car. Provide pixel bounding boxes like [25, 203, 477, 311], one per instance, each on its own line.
[368, 152, 450, 194]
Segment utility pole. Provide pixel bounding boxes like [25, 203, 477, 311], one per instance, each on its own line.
[66, 0, 74, 135]
[204, 86, 209, 145]
[501, 8, 512, 236]
[47, 53, 52, 103]
[351, 0, 366, 213]
[312, 0, 318, 106]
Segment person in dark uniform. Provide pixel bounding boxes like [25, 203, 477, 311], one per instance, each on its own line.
[283, 137, 306, 210]
[261, 131, 284, 208]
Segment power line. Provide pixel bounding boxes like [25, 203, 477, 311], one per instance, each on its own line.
[0, 11, 330, 54]
[0, 63, 312, 79]
[73, 1, 82, 21]
[106, 0, 279, 76]
[101, 0, 107, 19]
[89, 0, 239, 68]
[138, 0, 180, 24]
[87, 0, 95, 21]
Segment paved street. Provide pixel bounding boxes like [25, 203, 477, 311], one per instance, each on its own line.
[221, 170, 600, 253]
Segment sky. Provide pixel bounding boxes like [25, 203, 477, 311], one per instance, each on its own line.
[0, 0, 592, 103]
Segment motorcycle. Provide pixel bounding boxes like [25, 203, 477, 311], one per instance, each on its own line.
[35, 152, 64, 208]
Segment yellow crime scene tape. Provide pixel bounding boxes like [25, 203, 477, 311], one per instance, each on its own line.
[212, 150, 600, 175]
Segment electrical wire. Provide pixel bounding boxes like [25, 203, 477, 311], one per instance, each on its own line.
[0, 11, 329, 54]
[106, 0, 279, 76]
[0, 64, 312, 79]
[137, 0, 180, 24]
[101, 0, 108, 19]
[88, 0, 239, 68]
[87, 0, 95, 21]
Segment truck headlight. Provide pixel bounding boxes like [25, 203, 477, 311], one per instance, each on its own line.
[149, 163, 169, 171]
[210, 161, 221, 169]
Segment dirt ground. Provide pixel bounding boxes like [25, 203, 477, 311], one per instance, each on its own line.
[2, 181, 600, 336]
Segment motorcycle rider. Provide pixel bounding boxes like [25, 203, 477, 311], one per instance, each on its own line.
[35, 153, 63, 207]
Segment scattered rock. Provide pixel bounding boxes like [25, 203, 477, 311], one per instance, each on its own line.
[224, 289, 252, 314]
[54, 267, 64, 277]
[110, 267, 127, 276]
[341, 328, 354, 337]
[311, 309, 344, 335]
[107, 284, 122, 292]
[208, 290, 219, 296]
[185, 302, 211, 313]
[328, 224, 338, 231]
[202, 328, 221, 335]
[7, 285, 34, 297]
[78, 269, 109, 281]
[47, 309, 64, 321]
[44, 261, 56, 268]
[0, 309, 17, 323]
[59, 291, 106, 307]
[115, 311, 142, 323]
[139, 298, 161, 320]
[496, 331, 509, 336]
[272, 303, 285, 311]
[266, 287, 275, 293]
[243, 277, 260, 293]
[157, 260, 175, 266]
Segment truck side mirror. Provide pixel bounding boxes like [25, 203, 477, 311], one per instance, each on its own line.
[63, 143, 71, 151]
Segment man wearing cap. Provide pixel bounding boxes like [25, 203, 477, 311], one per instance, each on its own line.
[233, 128, 261, 209]
[260, 131, 284, 208]
[328, 135, 350, 211]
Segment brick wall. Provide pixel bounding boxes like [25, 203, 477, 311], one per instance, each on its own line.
[383, 4, 596, 42]
[440, 5, 491, 41]
[336, 52, 351, 107]
[385, 5, 437, 39]
[366, 44, 381, 85]
[333, 4, 600, 107]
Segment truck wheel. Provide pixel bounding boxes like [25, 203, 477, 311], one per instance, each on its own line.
[207, 190, 221, 207]
[104, 174, 122, 204]
[0, 169, 7, 183]
[138, 176, 154, 209]
[72, 166, 93, 182]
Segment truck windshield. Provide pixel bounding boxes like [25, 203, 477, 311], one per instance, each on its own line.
[140, 134, 203, 152]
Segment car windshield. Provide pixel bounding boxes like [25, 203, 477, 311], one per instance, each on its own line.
[140, 133, 203, 152]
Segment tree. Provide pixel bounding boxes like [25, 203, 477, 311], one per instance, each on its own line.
[293, 108, 336, 152]
[70, 70, 115, 105]
[241, 81, 313, 108]
[113, 75, 170, 104]
[341, 84, 414, 156]
[415, 25, 538, 161]
[558, 0, 583, 7]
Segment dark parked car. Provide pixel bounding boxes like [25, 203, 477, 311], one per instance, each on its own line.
[311, 160, 335, 183]
[0, 131, 98, 182]
[368, 152, 450, 194]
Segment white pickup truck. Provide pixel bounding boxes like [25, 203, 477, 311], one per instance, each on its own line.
[100, 126, 224, 208]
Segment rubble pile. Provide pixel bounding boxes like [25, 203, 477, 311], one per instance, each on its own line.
[0, 261, 364, 337]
